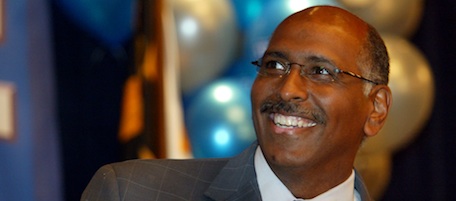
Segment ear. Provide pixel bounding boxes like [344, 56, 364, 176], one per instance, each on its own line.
[364, 85, 392, 137]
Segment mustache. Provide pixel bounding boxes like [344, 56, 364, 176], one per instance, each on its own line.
[259, 98, 327, 125]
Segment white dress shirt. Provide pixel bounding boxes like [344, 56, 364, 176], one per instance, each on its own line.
[254, 147, 361, 201]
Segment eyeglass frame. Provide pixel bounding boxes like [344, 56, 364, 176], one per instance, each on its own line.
[251, 59, 379, 85]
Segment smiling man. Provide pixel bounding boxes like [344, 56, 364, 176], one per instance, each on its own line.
[250, 5, 391, 200]
[82, 6, 391, 201]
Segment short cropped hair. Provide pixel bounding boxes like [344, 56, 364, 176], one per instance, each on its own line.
[358, 24, 390, 87]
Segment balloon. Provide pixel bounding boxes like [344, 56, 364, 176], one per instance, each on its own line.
[354, 151, 392, 200]
[244, 0, 342, 59]
[55, 0, 135, 46]
[222, 58, 258, 81]
[361, 35, 435, 153]
[338, 0, 424, 37]
[230, 0, 269, 30]
[173, 0, 238, 94]
[185, 79, 256, 158]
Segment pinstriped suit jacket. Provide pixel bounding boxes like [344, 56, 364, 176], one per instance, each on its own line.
[81, 142, 372, 201]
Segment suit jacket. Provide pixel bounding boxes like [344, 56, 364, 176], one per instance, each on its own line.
[81, 142, 372, 201]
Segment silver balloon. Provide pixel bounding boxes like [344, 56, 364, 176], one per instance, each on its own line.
[172, 0, 238, 93]
[338, 0, 424, 37]
[361, 34, 435, 153]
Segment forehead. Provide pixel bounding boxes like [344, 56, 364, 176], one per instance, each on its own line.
[267, 7, 368, 69]
[280, 6, 368, 39]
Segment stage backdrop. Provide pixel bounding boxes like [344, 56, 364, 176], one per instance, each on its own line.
[0, 0, 61, 201]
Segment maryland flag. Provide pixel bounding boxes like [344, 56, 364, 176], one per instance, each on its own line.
[118, 0, 192, 159]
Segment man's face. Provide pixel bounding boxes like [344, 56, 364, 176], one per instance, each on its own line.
[251, 15, 372, 170]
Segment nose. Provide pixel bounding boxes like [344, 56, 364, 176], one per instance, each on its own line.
[278, 66, 309, 102]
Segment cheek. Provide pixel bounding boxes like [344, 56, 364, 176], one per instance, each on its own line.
[322, 90, 368, 132]
[250, 78, 276, 133]
[250, 78, 275, 107]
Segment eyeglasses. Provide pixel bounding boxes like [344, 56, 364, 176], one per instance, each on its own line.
[251, 59, 379, 85]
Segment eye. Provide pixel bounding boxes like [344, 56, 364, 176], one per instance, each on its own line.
[308, 66, 332, 75]
[263, 60, 286, 71]
[305, 65, 337, 83]
[258, 59, 288, 76]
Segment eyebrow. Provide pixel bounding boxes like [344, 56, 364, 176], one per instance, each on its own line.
[262, 51, 339, 68]
[262, 51, 288, 61]
[307, 55, 332, 63]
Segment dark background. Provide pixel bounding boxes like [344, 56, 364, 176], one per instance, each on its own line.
[51, 2, 132, 200]
[381, 0, 456, 200]
[50, 0, 456, 200]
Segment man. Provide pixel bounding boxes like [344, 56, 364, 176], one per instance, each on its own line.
[81, 5, 391, 201]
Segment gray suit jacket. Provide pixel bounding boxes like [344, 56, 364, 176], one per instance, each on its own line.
[81, 142, 372, 201]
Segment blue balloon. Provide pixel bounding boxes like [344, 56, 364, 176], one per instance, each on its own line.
[222, 58, 258, 81]
[55, 0, 135, 46]
[185, 78, 256, 158]
[230, 0, 271, 30]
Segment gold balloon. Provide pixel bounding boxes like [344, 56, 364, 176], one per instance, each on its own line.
[361, 34, 435, 153]
[354, 151, 392, 200]
[172, 0, 238, 93]
[338, 0, 424, 37]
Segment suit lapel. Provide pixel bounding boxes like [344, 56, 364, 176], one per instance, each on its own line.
[204, 142, 372, 201]
[204, 142, 262, 201]
[354, 169, 373, 201]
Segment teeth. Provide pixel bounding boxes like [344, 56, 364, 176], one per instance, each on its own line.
[273, 113, 317, 128]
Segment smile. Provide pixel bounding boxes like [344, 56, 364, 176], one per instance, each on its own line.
[272, 113, 317, 128]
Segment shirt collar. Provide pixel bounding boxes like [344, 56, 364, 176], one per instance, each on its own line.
[254, 146, 359, 201]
